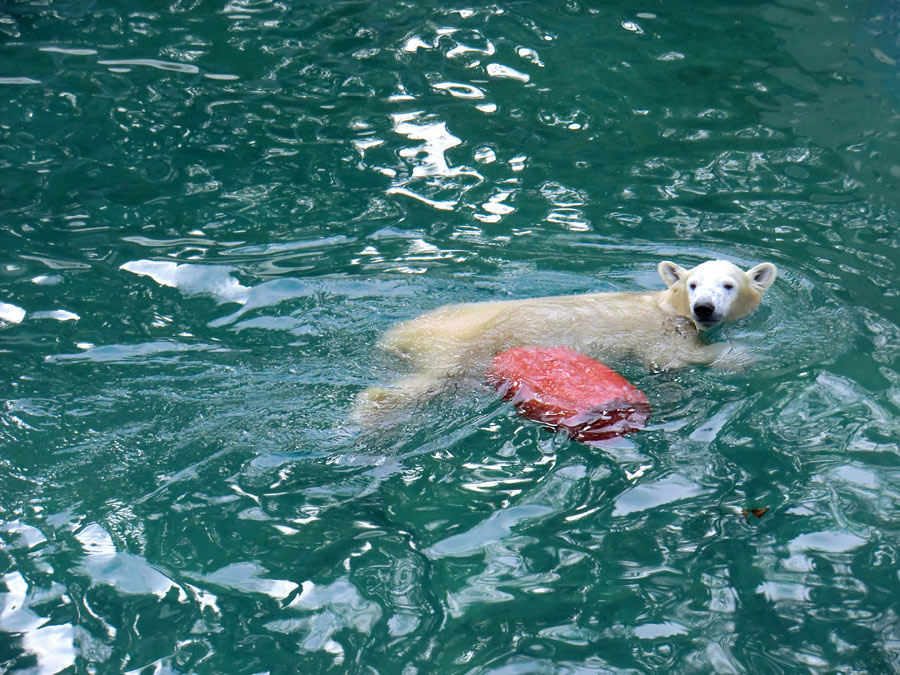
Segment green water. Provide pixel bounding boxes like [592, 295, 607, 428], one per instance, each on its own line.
[1, 0, 899, 672]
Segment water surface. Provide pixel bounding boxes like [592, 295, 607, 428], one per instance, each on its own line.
[1, 0, 899, 672]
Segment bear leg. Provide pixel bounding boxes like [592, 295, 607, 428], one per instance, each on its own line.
[352, 373, 446, 427]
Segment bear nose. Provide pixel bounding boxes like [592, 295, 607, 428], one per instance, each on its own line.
[693, 302, 715, 320]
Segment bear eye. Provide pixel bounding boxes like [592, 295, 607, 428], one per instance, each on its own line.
[723, 282, 735, 290]
[689, 282, 697, 290]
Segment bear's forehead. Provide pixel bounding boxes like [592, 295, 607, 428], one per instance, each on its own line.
[688, 260, 742, 283]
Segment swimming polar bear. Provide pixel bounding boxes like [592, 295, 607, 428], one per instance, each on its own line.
[354, 259, 776, 424]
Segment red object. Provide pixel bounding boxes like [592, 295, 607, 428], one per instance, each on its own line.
[487, 347, 650, 442]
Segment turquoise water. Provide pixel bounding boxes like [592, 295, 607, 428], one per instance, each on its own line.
[1, 0, 899, 672]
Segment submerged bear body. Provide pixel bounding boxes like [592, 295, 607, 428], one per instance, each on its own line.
[355, 259, 776, 424]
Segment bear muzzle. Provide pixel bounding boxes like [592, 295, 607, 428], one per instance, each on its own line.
[691, 301, 722, 329]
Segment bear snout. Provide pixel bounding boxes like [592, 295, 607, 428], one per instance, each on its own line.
[693, 302, 715, 318]
[692, 302, 720, 326]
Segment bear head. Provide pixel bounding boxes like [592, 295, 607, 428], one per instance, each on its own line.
[658, 259, 777, 331]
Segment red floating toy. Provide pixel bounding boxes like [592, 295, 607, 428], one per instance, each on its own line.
[487, 346, 651, 442]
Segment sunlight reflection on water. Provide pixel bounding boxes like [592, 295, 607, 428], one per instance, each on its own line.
[1, 0, 899, 672]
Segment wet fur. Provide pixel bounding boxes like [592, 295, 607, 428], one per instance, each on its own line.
[354, 259, 776, 425]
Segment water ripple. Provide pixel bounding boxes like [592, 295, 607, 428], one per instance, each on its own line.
[1, 0, 900, 672]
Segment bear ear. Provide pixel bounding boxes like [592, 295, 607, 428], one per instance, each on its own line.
[658, 261, 687, 288]
[748, 262, 777, 290]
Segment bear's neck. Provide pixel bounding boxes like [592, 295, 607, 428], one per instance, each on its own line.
[655, 287, 690, 318]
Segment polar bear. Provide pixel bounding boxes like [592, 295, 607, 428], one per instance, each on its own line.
[354, 259, 776, 424]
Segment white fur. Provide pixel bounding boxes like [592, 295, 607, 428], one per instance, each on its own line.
[659, 260, 776, 330]
[355, 259, 776, 425]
